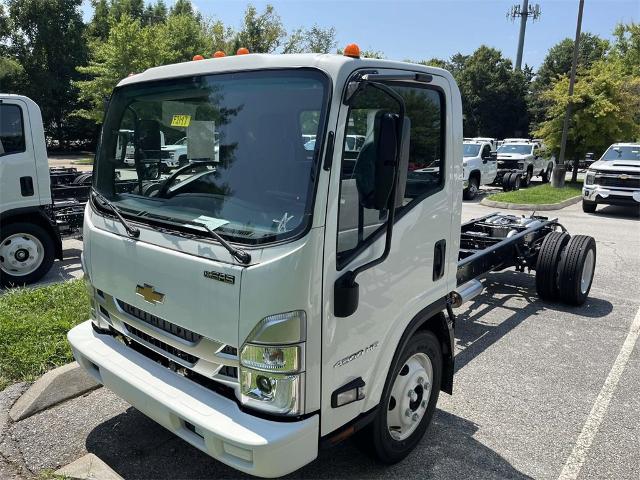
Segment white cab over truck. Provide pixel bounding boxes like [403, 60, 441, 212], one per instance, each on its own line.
[495, 141, 554, 191]
[0, 94, 89, 286]
[582, 142, 640, 213]
[68, 50, 597, 478]
[462, 140, 497, 199]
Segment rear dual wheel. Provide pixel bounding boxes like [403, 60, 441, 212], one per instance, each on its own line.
[535, 232, 596, 305]
[502, 172, 521, 192]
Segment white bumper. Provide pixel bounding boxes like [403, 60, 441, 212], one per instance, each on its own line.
[68, 321, 319, 478]
[583, 185, 640, 203]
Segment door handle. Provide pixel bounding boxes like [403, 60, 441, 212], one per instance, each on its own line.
[433, 239, 446, 281]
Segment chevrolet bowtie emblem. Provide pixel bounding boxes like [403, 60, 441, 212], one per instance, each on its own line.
[619, 174, 629, 180]
[135, 284, 165, 304]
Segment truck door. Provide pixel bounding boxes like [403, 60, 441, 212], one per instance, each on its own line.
[481, 143, 496, 183]
[0, 99, 40, 213]
[320, 72, 456, 436]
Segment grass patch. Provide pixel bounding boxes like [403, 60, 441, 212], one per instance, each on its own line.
[487, 181, 583, 205]
[71, 157, 93, 165]
[0, 280, 90, 390]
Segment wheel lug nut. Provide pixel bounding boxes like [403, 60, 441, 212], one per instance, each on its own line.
[412, 413, 419, 422]
[405, 409, 411, 417]
[421, 400, 426, 408]
[417, 377, 424, 385]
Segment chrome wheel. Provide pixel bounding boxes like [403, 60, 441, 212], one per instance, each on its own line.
[581, 249, 595, 294]
[387, 352, 433, 441]
[0, 233, 45, 277]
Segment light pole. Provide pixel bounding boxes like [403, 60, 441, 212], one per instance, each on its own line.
[508, 0, 542, 70]
[551, 0, 585, 188]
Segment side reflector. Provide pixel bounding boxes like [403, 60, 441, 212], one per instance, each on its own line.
[343, 43, 360, 58]
[237, 47, 250, 55]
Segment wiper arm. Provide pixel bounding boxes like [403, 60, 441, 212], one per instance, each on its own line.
[91, 188, 140, 238]
[198, 223, 251, 265]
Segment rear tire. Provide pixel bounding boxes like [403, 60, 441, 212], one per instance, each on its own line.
[509, 173, 521, 191]
[0, 222, 55, 287]
[502, 173, 513, 192]
[557, 235, 596, 306]
[357, 331, 442, 464]
[582, 200, 597, 213]
[535, 231, 570, 301]
[463, 176, 479, 200]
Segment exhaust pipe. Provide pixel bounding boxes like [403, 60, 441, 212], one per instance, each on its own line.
[451, 279, 483, 308]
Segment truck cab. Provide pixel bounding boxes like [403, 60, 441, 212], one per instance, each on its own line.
[68, 51, 463, 477]
[462, 140, 497, 199]
[0, 94, 63, 286]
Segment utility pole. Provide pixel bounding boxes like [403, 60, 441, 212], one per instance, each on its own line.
[508, 0, 542, 70]
[551, 0, 585, 189]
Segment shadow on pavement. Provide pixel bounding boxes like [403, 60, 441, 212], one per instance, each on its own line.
[86, 406, 531, 479]
[454, 270, 613, 373]
[38, 247, 83, 285]
[585, 204, 640, 220]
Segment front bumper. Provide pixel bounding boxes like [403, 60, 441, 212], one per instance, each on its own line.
[68, 321, 319, 478]
[583, 186, 640, 206]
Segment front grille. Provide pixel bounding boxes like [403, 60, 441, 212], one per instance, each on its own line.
[124, 323, 199, 365]
[498, 160, 521, 169]
[118, 300, 203, 343]
[596, 174, 640, 189]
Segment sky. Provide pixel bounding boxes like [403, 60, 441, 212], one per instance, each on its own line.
[81, 0, 639, 69]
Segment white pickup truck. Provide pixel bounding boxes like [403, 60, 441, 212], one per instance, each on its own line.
[495, 141, 555, 190]
[68, 50, 597, 477]
[582, 142, 640, 213]
[462, 140, 497, 199]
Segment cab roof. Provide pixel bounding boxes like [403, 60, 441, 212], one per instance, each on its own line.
[116, 53, 454, 88]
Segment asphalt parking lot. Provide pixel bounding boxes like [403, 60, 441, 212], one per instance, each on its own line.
[1, 196, 639, 479]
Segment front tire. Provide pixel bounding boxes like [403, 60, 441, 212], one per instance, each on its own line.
[521, 168, 532, 188]
[0, 222, 55, 287]
[582, 200, 597, 213]
[463, 176, 479, 200]
[358, 331, 442, 464]
[541, 164, 553, 183]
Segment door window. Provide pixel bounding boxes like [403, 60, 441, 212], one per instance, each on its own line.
[481, 145, 492, 159]
[336, 81, 444, 265]
[0, 104, 26, 156]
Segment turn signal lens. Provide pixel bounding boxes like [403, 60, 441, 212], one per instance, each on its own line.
[192, 54, 205, 61]
[241, 344, 303, 373]
[212, 50, 226, 58]
[237, 47, 250, 55]
[344, 43, 360, 58]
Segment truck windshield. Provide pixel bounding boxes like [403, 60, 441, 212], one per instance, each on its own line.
[94, 69, 329, 245]
[497, 144, 533, 155]
[600, 145, 640, 161]
[463, 144, 481, 157]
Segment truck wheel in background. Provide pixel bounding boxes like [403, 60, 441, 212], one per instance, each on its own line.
[541, 164, 553, 183]
[521, 168, 532, 188]
[557, 235, 596, 306]
[178, 155, 188, 167]
[582, 199, 597, 213]
[0, 222, 55, 287]
[463, 176, 479, 200]
[502, 174, 512, 192]
[535, 231, 570, 301]
[357, 331, 442, 464]
[509, 173, 521, 191]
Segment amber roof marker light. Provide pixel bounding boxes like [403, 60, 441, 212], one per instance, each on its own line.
[343, 43, 360, 58]
[192, 54, 205, 61]
[212, 51, 226, 58]
[237, 47, 250, 55]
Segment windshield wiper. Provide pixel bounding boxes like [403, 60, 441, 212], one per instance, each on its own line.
[198, 223, 251, 265]
[91, 188, 140, 238]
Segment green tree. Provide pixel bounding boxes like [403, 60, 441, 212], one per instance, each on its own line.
[234, 4, 285, 53]
[283, 25, 336, 54]
[170, 0, 199, 19]
[455, 46, 529, 138]
[8, 0, 89, 146]
[143, 1, 168, 26]
[610, 22, 640, 75]
[533, 59, 640, 167]
[87, 0, 110, 40]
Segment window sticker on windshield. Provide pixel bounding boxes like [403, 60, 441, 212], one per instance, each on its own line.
[194, 215, 228, 231]
[171, 115, 191, 127]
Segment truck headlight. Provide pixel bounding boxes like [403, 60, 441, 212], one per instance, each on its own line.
[239, 311, 306, 416]
[586, 170, 596, 185]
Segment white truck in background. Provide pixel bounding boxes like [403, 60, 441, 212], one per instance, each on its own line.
[495, 141, 555, 191]
[68, 51, 597, 477]
[0, 94, 89, 286]
[462, 140, 497, 200]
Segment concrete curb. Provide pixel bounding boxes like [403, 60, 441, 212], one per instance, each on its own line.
[54, 453, 123, 480]
[9, 362, 99, 422]
[480, 195, 582, 211]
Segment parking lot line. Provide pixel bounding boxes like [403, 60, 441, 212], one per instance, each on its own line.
[558, 305, 640, 480]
